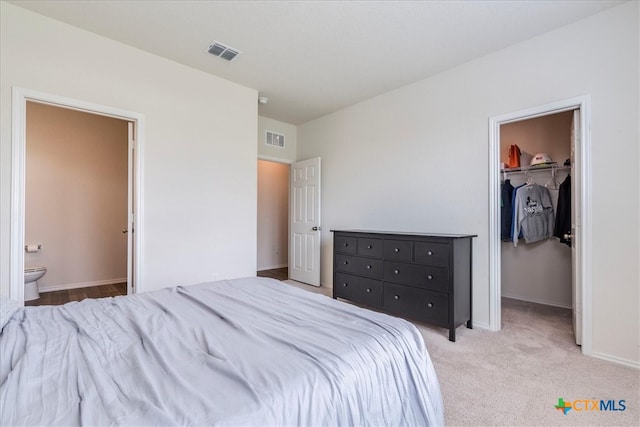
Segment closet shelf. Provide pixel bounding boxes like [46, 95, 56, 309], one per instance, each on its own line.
[501, 163, 570, 175]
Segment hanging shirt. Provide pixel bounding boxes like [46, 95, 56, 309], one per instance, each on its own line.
[553, 175, 571, 247]
[510, 183, 526, 240]
[513, 183, 555, 247]
[501, 179, 515, 241]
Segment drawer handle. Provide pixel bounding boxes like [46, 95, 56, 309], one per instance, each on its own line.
[343, 261, 349, 265]
[343, 283, 348, 287]
[394, 269, 400, 274]
[344, 243, 349, 247]
[427, 302, 433, 308]
[367, 245, 372, 249]
[366, 265, 372, 269]
[427, 250, 433, 256]
[394, 248, 399, 252]
[366, 288, 371, 293]
[394, 295, 400, 300]
[427, 274, 433, 280]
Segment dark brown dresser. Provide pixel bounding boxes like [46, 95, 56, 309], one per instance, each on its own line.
[331, 230, 476, 341]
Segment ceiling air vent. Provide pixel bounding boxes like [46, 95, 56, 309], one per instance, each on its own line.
[207, 41, 240, 61]
[266, 131, 285, 148]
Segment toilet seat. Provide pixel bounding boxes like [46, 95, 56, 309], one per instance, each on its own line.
[25, 266, 46, 273]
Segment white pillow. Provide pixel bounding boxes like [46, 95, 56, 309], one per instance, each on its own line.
[0, 296, 21, 329]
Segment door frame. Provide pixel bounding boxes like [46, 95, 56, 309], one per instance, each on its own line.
[488, 95, 592, 355]
[256, 156, 292, 272]
[10, 86, 145, 304]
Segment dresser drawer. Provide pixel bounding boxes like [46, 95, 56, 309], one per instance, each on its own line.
[334, 273, 383, 308]
[335, 254, 383, 278]
[357, 237, 383, 258]
[332, 230, 475, 342]
[383, 261, 448, 292]
[383, 239, 413, 261]
[414, 242, 449, 267]
[335, 235, 357, 254]
[384, 283, 448, 327]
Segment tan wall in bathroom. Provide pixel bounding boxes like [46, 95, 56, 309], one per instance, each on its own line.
[25, 102, 128, 291]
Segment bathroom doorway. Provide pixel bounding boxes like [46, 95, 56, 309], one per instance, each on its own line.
[9, 87, 144, 305]
[24, 102, 129, 304]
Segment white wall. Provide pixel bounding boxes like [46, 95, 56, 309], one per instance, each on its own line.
[1, 2, 258, 294]
[257, 160, 289, 270]
[298, 2, 639, 364]
[26, 102, 128, 291]
[258, 116, 297, 163]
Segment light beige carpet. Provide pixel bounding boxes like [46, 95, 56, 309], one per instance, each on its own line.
[283, 280, 639, 426]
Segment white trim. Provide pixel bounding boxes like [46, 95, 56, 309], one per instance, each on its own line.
[590, 352, 640, 369]
[488, 95, 592, 356]
[470, 320, 491, 331]
[38, 278, 128, 293]
[10, 87, 146, 305]
[258, 154, 293, 164]
[257, 263, 288, 271]
[10, 88, 27, 304]
[501, 293, 572, 310]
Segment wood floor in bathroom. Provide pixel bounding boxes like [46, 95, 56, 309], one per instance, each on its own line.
[26, 268, 289, 306]
[25, 283, 127, 306]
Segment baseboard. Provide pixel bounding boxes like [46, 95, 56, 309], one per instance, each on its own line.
[257, 263, 287, 271]
[470, 320, 491, 330]
[590, 351, 640, 369]
[39, 278, 127, 293]
[501, 293, 572, 309]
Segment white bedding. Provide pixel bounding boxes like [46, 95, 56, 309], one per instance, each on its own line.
[0, 277, 443, 426]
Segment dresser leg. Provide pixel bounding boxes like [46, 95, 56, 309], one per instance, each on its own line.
[448, 329, 456, 342]
[466, 320, 472, 329]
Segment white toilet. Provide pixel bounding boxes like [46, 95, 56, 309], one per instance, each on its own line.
[24, 267, 47, 301]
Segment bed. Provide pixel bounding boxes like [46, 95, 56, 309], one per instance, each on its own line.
[1, 277, 443, 426]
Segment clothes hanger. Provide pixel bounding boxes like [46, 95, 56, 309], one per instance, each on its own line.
[525, 171, 535, 187]
[545, 167, 559, 190]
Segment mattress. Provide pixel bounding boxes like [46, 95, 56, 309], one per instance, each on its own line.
[0, 277, 443, 426]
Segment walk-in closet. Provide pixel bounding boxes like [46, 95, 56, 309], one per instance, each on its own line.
[500, 111, 574, 319]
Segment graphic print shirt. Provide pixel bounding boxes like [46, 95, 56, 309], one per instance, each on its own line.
[512, 183, 554, 247]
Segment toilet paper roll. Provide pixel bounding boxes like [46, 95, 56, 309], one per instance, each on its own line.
[26, 245, 40, 253]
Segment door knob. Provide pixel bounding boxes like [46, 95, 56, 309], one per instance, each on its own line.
[312, 226, 322, 231]
[122, 228, 128, 234]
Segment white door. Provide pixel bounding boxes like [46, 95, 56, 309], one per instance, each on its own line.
[289, 157, 321, 286]
[126, 122, 135, 295]
[571, 109, 582, 345]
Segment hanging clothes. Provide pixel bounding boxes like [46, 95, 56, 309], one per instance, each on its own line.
[553, 175, 571, 247]
[513, 183, 555, 247]
[501, 179, 515, 241]
[510, 183, 526, 241]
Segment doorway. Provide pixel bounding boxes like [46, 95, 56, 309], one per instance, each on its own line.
[9, 87, 144, 304]
[499, 112, 572, 309]
[24, 101, 129, 304]
[488, 95, 593, 355]
[257, 159, 290, 279]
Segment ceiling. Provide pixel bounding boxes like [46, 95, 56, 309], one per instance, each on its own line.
[10, 0, 622, 125]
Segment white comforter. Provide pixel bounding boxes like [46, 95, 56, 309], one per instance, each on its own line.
[1, 277, 443, 426]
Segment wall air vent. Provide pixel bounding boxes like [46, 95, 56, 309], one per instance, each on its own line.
[266, 131, 285, 148]
[207, 41, 240, 61]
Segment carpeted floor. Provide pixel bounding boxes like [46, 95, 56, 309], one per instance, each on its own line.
[419, 298, 638, 426]
[283, 280, 639, 426]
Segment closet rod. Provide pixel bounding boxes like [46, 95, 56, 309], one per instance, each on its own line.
[501, 165, 570, 176]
